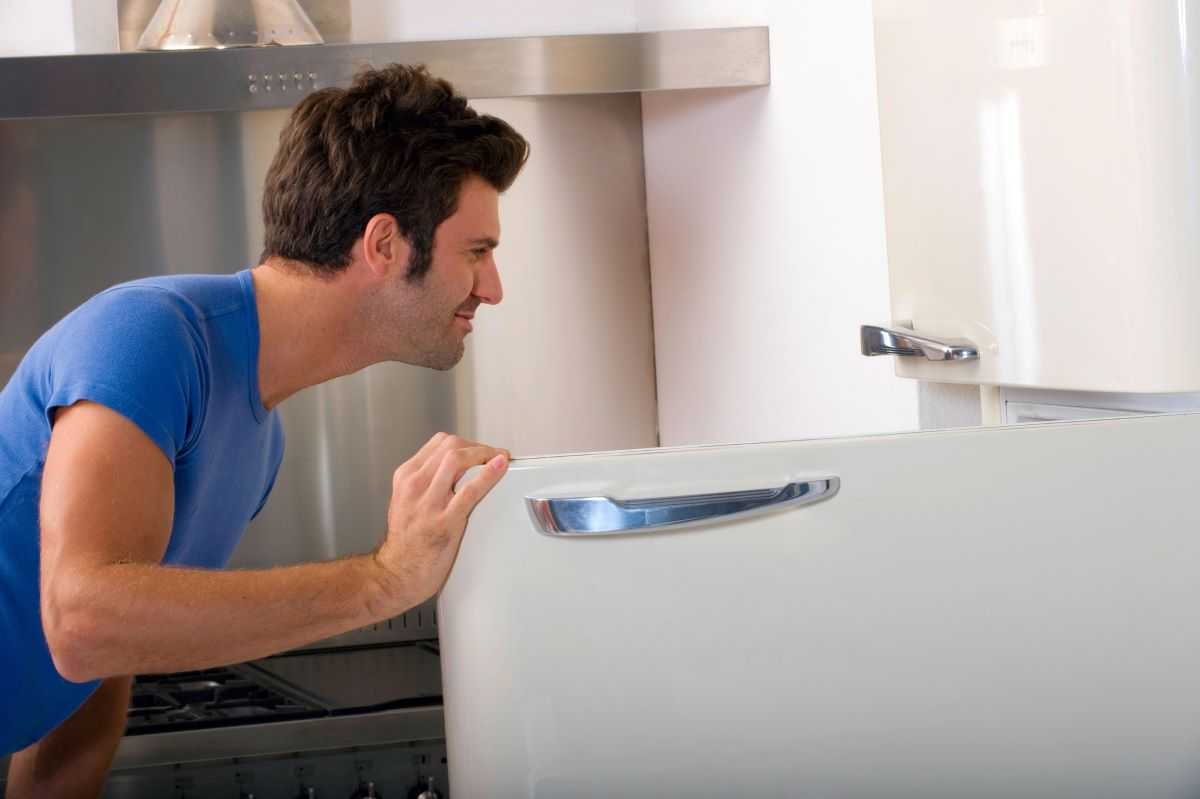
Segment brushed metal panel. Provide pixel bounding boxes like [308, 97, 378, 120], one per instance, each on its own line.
[0, 27, 770, 119]
[249, 645, 442, 709]
[110, 705, 444, 770]
[0, 112, 252, 368]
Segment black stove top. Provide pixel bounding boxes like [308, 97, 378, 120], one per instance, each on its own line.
[127, 667, 324, 735]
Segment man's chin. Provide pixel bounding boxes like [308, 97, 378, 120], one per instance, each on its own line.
[406, 343, 465, 371]
[428, 357, 460, 372]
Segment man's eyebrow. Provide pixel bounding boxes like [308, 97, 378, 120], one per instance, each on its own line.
[468, 237, 499, 249]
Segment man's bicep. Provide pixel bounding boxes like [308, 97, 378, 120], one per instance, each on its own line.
[40, 401, 175, 581]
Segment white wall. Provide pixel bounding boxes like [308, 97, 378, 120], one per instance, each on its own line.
[454, 95, 660, 457]
[637, 0, 919, 446]
[0, 0, 75, 55]
[0, 0, 117, 55]
[348, 0, 638, 41]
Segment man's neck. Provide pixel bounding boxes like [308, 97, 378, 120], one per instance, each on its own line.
[250, 260, 374, 410]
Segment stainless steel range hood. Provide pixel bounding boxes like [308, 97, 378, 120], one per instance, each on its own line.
[0, 26, 770, 119]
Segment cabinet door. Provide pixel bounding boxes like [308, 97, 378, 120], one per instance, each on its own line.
[440, 413, 1200, 798]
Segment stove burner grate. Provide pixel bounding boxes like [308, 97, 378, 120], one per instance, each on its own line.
[127, 666, 325, 734]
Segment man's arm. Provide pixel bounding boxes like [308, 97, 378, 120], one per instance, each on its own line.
[5, 676, 132, 799]
[40, 401, 507, 683]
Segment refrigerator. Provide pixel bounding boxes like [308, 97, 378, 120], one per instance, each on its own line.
[439, 2, 1200, 795]
[440, 413, 1200, 796]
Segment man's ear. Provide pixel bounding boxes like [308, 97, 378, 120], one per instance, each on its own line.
[361, 213, 411, 279]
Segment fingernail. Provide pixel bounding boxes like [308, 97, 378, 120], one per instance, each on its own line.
[489, 454, 507, 470]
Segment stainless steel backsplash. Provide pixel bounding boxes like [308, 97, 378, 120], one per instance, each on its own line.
[0, 106, 451, 568]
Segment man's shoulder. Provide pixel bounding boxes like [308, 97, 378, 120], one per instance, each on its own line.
[58, 271, 253, 360]
[94, 272, 248, 324]
[64, 282, 208, 359]
[27, 275, 247, 462]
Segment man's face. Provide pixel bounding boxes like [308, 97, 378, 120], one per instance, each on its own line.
[387, 175, 503, 370]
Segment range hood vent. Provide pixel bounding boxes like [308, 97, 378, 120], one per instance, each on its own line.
[0, 27, 770, 120]
[137, 0, 324, 50]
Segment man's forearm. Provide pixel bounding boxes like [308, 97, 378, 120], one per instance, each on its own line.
[6, 676, 132, 799]
[44, 553, 409, 682]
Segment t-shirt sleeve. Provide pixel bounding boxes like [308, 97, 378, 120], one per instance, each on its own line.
[45, 288, 207, 464]
[250, 417, 285, 521]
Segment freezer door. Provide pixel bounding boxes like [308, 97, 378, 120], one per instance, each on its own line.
[439, 413, 1200, 798]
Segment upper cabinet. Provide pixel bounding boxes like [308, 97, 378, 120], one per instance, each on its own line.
[874, 0, 1200, 393]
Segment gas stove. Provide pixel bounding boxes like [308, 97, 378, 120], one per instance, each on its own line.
[3, 647, 449, 798]
[122, 600, 441, 733]
[0, 607, 450, 795]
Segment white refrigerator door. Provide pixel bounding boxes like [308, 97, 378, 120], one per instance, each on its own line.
[439, 414, 1200, 798]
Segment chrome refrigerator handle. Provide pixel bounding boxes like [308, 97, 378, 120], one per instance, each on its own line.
[860, 323, 979, 361]
[527, 478, 840, 536]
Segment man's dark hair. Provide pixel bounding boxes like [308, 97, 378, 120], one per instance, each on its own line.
[260, 64, 529, 280]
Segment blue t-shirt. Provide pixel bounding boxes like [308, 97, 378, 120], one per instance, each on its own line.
[0, 270, 284, 754]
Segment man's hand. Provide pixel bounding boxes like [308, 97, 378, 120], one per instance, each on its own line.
[373, 433, 509, 605]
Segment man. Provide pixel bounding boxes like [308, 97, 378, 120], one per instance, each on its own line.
[0, 64, 529, 795]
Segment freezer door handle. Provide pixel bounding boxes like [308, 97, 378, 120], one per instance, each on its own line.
[860, 323, 979, 361]
[526, 477, 840, 536]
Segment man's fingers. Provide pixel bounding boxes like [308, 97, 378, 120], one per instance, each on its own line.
[418, 433, 489, 465]
[394, 432, 451, 480]
[396, 432, 492, 482]
[428, 446, 505, 500]
[447, 454, 509, 517]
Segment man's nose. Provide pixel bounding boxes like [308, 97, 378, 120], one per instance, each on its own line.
[475, 256, 504, 305]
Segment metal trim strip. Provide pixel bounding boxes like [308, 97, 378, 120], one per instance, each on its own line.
[0, 27, 770, 120]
